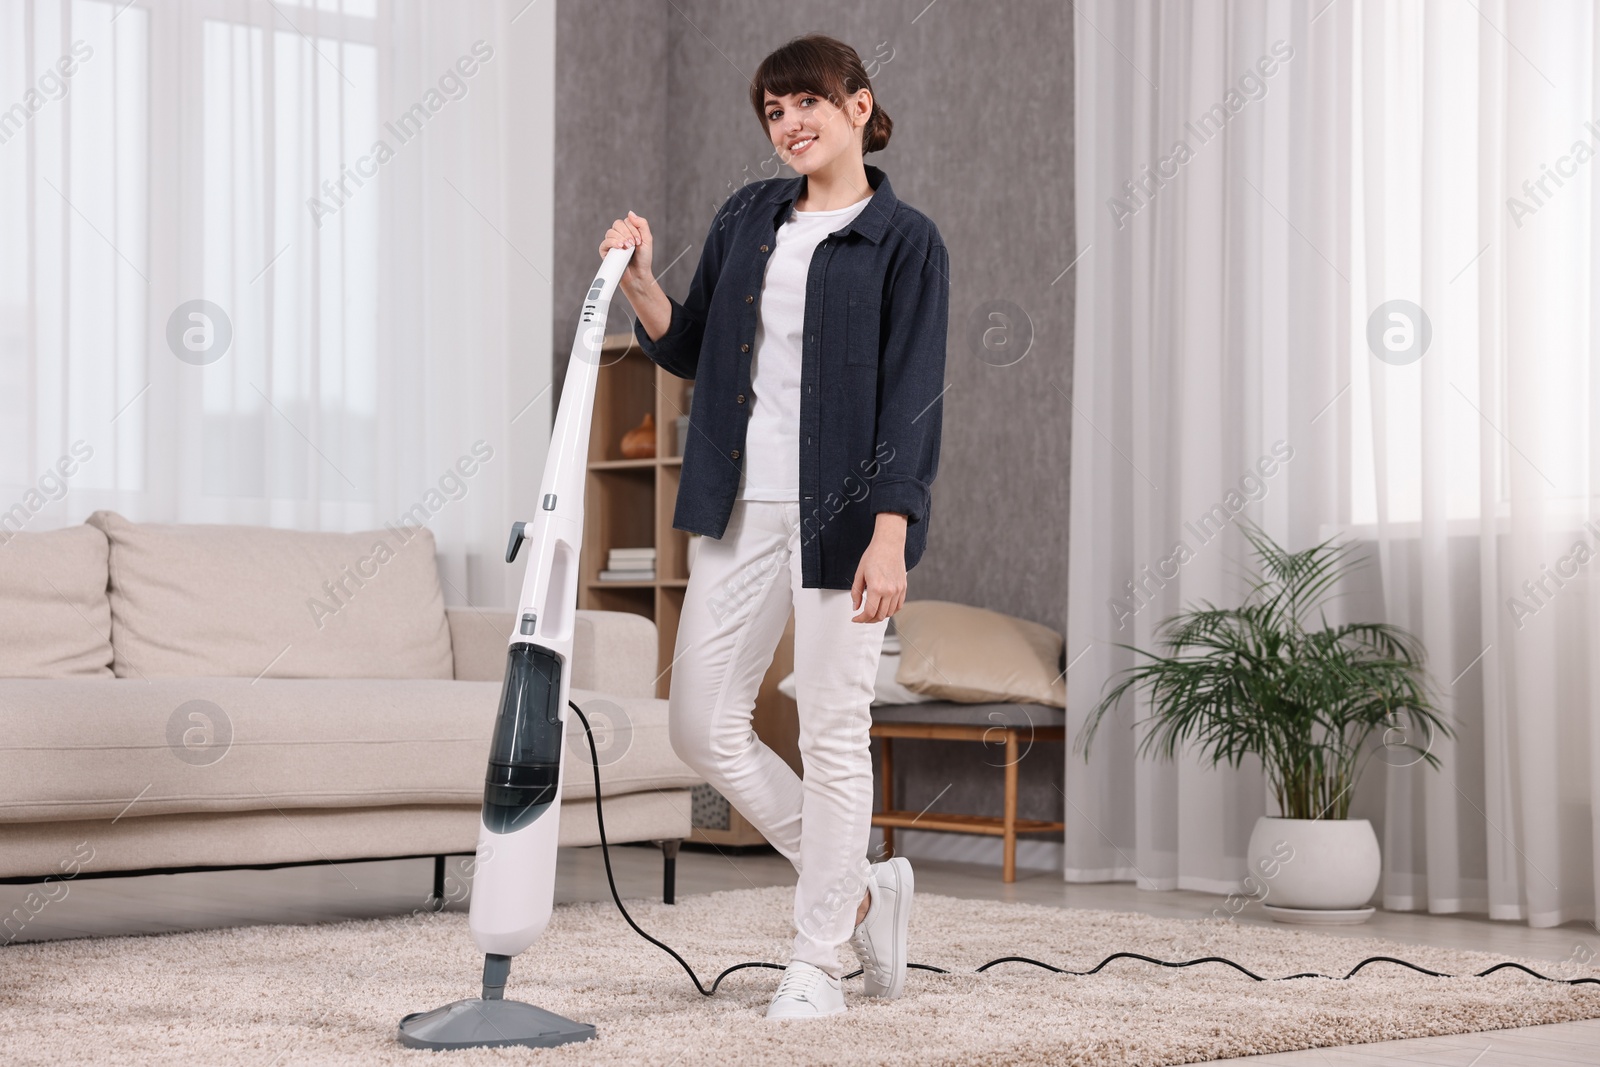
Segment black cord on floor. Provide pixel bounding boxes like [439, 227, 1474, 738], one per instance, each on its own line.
[568, 701, 1600, 993]
[571, 699, 783, 996]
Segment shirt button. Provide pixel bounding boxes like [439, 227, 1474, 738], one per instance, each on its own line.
[730, 449, 740, 459]
[745, 294, 754, 303]
[740, 343, 749, 352]
[736, 394, 746, 404]
[759, 244, 769, 252]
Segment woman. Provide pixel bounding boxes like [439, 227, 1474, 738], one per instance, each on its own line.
[598, 32, 949, 1020]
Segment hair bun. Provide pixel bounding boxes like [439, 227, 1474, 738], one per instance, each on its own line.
[864, 103, 893, 154]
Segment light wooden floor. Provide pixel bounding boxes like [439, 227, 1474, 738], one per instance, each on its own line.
[4, 845, 1597, 1065]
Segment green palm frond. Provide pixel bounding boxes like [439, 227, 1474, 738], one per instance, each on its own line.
[1076, 519, 1453, 819]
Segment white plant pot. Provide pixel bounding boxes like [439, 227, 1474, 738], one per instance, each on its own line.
[1246, 816, 1380, 912]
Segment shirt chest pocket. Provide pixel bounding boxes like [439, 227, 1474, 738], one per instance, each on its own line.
[845, 292, 881, 367]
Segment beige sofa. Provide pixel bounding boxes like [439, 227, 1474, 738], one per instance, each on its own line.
[0, 512, 701, 908]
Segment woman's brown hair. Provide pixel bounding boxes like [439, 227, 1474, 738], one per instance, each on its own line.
[749, 33, 893, 154]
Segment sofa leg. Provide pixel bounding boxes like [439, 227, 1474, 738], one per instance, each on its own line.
[657, 839, 681, 905]
[431, 855, 447, 911]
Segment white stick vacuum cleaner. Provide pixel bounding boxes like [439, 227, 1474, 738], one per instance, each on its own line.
[398, 245, 634, 1051]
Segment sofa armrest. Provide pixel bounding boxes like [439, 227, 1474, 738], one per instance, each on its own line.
[446, 608, 517, 682]
[572, 610, 658, 699]
[447, 607, 658, 698]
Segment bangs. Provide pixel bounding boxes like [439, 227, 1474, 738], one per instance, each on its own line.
[749, 40, 851, 125]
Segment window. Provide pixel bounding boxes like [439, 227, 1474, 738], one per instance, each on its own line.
[1, 0, 384, 508]
[1346, 4, 1591, 529]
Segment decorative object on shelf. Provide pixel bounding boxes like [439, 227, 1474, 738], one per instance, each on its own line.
[620, 412, 655, 458]
[1076, 520, 1451, 923]
[599, 547, 655, 582]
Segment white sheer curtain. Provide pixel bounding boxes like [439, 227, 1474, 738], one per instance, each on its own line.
[1, 0, 530, 608]
[1069, 0, 1600, 928]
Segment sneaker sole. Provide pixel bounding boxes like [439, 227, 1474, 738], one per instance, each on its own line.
[877, 856, 913, 999]
[765, 1004, 846, 1020]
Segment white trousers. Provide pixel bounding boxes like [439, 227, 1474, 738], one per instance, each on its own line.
[667, 498, 888, 978]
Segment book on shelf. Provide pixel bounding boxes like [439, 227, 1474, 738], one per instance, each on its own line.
[605, 547, 656, 573]
[597, 569, 655, 582]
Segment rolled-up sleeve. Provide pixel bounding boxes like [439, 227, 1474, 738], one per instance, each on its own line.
[871, 237, 950, 526]
[633, 193, 743, 379]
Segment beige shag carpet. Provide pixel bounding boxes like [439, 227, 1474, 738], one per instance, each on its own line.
[2, 886, 1599, 1066]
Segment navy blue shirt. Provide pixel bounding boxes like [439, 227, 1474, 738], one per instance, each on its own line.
[633, 164, 950, 590]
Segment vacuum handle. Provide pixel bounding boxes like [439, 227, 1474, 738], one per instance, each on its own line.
[591, 244, 634, 299]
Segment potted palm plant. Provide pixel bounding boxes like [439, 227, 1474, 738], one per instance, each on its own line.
[1077, 522, 1451, 923]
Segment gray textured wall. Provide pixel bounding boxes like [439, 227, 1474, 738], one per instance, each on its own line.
[554, 1, 1074, 864]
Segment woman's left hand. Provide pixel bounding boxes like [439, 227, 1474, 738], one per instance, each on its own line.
[851, 513, 909, 622]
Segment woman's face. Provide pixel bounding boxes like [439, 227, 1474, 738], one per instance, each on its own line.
[763, 87, 870, 174]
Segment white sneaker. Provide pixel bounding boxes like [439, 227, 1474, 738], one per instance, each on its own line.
[764, 960, 845, 1019]
[847, 856, 914, 998]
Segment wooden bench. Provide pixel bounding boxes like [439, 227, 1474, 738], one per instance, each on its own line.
[870, 701, 1066, 882]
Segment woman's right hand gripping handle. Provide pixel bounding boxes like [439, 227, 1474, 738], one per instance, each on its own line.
[601, 210, 671, 343]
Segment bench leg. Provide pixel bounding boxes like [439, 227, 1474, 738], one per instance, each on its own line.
[879, 735, 896, 859]
[657, 839, 681, 905]
[431, 855, 447, 910]
[1002, 732, 1019, 884]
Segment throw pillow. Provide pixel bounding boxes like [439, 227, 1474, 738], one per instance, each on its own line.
[86, 510, 454, 679]
[0, 524, 114, 677]
[893, 599, 1066, 707]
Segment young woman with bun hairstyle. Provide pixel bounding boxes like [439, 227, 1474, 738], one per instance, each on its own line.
[599, 32, 949, 1020]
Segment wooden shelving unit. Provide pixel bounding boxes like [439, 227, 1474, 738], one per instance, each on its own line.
[579, 334, 800, 847]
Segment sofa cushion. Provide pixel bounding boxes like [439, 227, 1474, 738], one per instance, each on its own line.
[0, 525, 114, 678]
[86, 511, 453, 680]
[893, 599, 1066, 707]
[0, 794, 694, 879]
[0, 679, 699, 822]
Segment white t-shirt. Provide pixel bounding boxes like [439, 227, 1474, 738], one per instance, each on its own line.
[737, 193, 874, 501]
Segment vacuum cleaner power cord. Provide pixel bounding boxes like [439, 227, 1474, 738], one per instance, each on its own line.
[568, 701, 1600, 994]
